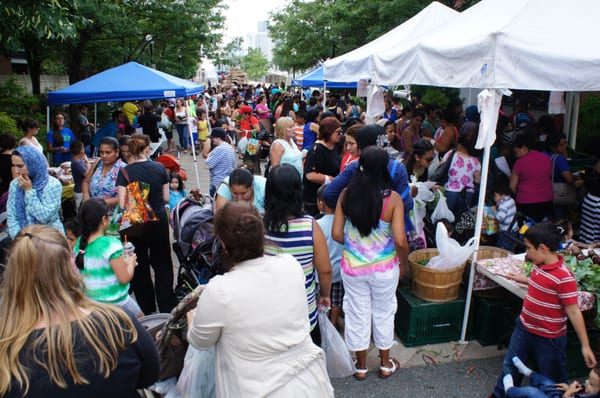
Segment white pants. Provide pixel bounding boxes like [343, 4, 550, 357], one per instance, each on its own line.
[341, 266, 399, 351]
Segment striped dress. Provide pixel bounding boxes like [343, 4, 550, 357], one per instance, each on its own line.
[264, 216, 318, 331]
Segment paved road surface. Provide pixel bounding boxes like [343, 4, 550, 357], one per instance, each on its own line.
[331, 356, 502, 398]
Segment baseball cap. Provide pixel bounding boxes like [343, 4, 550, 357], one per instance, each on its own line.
[240, 105, 253, 114]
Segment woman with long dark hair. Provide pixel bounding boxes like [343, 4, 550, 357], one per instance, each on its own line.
[46, 112, 76, 165]
[332, 147, 408, 380]
[263, 164, 332, 346]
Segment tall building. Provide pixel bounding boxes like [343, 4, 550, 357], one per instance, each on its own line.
[247, 21, 274, 63]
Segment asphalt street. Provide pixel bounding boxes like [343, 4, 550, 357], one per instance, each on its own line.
[331, 356, 503, 398]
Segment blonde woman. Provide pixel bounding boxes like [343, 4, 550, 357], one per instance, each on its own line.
[0, 225, 159, 397]
[270, 117, 303, 176]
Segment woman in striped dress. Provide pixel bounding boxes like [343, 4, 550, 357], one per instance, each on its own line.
[263, 164, 332, 346]
[580, 159, 600, 243]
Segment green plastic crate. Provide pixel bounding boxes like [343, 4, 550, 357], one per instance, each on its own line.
[395, 287, 473, 347]
[566, 329, 600, 379]
[475, 296, 522, 347]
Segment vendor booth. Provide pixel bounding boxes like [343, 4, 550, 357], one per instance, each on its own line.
[326, 0, 600, 346]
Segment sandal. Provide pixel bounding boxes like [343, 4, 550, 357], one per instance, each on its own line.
[354, 367, 368, 381]
[353, 360, 368, 381]
[378, 358, 399, 379]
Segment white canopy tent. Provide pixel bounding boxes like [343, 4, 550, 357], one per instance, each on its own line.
[364, 0, 600, 343]
[323, 1, 458, 84]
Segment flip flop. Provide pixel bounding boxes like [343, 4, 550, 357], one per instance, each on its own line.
[378, 358, 399, 379]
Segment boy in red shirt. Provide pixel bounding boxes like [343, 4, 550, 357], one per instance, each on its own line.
[491, 222, 597, 398]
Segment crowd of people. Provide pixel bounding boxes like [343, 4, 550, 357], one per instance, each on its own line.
[1, 81, 600, 396]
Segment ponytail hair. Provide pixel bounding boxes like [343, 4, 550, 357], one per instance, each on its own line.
[76, 198, 109, 270]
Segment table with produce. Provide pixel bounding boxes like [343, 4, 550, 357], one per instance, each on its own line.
[474, 251, 598, 326]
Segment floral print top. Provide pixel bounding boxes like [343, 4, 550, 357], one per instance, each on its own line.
[445, 153, 481, 193]
[89, 159, 127, 204]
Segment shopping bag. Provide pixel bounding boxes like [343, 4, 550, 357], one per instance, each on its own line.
[119, 168, 158, 238]
[428, 222, 476, 270]
[318, 309, 355, 378]
[246, 138, 259, 155]
[431, 191, 455, 224]
[176, 346, 216, 398]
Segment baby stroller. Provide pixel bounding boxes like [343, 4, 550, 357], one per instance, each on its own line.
[171, 195, 216, 301]
[496, 211, 535, 253]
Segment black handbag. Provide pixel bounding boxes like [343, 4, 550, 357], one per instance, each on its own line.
[430, 150, 456, 185]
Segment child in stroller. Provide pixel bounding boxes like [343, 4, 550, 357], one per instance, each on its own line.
[170, 194, 217, 300]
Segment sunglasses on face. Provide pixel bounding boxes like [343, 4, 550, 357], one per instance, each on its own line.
[423, 156, 435, 162]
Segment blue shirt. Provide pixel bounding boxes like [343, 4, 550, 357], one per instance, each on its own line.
[169, 189, 188, 210]
[316, 214, 343, 283]
[7, 176, 64, 238]
[47, 128, 76, 165]
[216, 175, 266, 214]
[205, 143, 236, 189]
[323, 158, 414, 231]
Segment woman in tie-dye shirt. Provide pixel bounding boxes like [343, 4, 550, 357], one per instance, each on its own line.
[332, 147, 409, 381]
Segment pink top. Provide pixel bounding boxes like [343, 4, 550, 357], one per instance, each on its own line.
[254, 103, 271, 120]
[513, 150, 553, 204]
[445, 153, 481, 193]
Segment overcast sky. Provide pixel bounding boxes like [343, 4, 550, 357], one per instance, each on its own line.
[222, 0, 287, 40]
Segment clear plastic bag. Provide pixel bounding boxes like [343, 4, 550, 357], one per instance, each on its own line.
[428, 222, 476, 270]
[318, 309, 355, 378]
[176, 346, 216, 398]
[431, 191, 455, 224]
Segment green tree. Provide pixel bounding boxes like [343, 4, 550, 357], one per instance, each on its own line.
[268, 0, 480, 73]
[0, 0, 88, 94]
[213, 36, 244, 69]
[241, 48, 269, 81]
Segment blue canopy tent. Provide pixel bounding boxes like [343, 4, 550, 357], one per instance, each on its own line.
[47, 62, 205, 186]
[291, 66, 357, 88]
[47, 62, 204, 105]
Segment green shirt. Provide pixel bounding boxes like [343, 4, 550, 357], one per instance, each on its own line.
[75, 236, 129, 304]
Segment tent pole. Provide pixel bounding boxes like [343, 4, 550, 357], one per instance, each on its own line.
[459, 88, 502, 343]
[569, 93, 580, 149]
[46, 106, 51, 163]
[323, 80, 327, 109]
[186, 103, 201, 189]
[459, 144, 489, 343]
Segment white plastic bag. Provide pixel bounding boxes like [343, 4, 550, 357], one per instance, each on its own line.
[410, 178, 437, 235]
[237, 136, 248, 154]
[431, 191, 455, 224]
[176, 346, 216, 398]
[428, 222, 477, 270]
[318, 309, 355, 378]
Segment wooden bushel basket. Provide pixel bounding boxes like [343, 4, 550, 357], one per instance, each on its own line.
[408, 249, 466, 303]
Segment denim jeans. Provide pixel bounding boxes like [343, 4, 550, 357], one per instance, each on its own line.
[493, 317, 567, 398]
[445, 190, 474, 221]
[506, 372, 563, 398]
[176, 123, 188, 150]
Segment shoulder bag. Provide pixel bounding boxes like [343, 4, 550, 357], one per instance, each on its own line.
[551, 154, 577, 205]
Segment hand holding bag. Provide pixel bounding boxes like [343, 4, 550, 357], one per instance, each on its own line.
[318, 309, 355, 378]
[551, 154, 577, 205]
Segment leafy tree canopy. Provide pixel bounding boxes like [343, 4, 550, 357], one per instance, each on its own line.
[268, 0, 475, 72]
[241, 48, 269, 81]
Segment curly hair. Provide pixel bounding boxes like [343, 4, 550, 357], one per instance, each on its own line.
[214, 201, 264, 263]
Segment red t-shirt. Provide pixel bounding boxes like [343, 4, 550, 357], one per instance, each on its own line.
[240, 116, 259, 138]
[520, 256, 578, 338]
